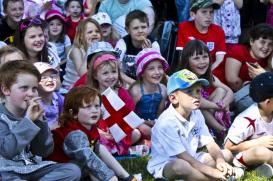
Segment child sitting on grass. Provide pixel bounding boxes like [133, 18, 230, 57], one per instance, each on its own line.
[225, 72, 273, 178]
[129, 48, 169, 138]
[147, 69, 237, 180]
[0, 60, 81, 180]
[48, 86, 136, 181]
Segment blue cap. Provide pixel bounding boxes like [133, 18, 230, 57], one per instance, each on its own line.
[167, 69, 209, 95]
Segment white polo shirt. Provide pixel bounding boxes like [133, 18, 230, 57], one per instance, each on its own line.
[147, 104, 214, 176]
[226, 103, 273, 145]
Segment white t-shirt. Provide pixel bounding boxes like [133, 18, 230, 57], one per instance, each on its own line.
[50, 35, 71, 62]
[225, 103, 273, 145]
[147, 104, 214, 176]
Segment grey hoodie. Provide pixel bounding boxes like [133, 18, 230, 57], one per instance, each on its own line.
[0, 103, 55, 174]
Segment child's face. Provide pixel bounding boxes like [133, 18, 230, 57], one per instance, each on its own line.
[39, 70, 58, 93]
[171, 84, 202, 111]
[3, 73, 39, 114]
[0, 52, 24, 64]
[191, 7, 214, 30]
[250, 37, 273, 60]
[126, 19, 148, 42]
[5, 1, 24, 23]
[84, 22, 101, 47]
[24, 26, 45, 54]
[142, 60, 164, 84]
[77, 96, 101, 129]
[188, 51, 210, 77]
[48, 18, 63, 37]
[95, 62, 119, 91]
[101, 23, 111, 38]
[67, 1, 82, 18]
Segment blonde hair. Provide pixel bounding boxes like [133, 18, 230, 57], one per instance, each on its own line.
[103, 27, 120, 45]
[73, 18, 102, 50]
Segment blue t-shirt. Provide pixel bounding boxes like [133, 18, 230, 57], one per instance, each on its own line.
[98, 0, 152, 22]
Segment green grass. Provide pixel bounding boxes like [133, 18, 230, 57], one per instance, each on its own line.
[119, 157, 273, 181]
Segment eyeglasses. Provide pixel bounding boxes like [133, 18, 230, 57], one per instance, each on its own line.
[20, 17, 42, 31]
[41, 74, 59, 81]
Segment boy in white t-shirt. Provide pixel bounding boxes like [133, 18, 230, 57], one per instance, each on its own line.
[147, 69, 236, 180]
[225, 72, 273, 178]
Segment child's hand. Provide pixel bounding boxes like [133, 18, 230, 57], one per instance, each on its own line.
[26, 97, 44, 122]
[246, 62, 266, 79]
[216, 161, 233, 178]
[141, 38, 152, 49]
[98, 128, 113, 140]
[212, 168, 229, 180]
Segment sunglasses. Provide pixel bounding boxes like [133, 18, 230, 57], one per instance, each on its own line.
[20, 17, 42, 31]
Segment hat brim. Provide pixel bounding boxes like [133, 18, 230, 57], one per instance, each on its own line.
[136, 57, 169, 78]
[46, 14, 66, 22]
[168, 78, 209, 95]
[190, 2, 220, 11]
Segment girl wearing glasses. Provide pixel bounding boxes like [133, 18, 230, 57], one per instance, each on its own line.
[14, 17, 60, 68]
[34, 62, 64, 130]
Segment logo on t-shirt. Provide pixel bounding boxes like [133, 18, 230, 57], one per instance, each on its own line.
[206, 42, 215, 51]
[191, 127, 200, 137]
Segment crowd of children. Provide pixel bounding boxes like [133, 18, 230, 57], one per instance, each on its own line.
[0, 0, 272, 180]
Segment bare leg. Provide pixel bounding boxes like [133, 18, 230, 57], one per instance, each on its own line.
[202, 110, 226, 131]
[163, 159, 211, 181]
[202, 150, 233, 167]
[240, 147, 273, 166]
[131, 129, 142, 144]
[209, 87, 226, 103]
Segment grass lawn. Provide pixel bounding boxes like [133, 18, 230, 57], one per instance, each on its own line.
[119, 156, 273, 181]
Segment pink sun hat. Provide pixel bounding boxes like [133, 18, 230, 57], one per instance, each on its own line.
[45, 9, 66, 22]
[135, 48, 169, 78]
[34, 62, 58, 74]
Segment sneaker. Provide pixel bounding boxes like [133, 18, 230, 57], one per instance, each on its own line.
[255, 163, 273, 178]
[233, 156, 246, 169]
[129, 145, 150, 157]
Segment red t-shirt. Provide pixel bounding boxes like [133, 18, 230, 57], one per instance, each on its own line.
[176, 21, 226, 62]
[226, 45, 268, 82]
[66, 16, 84, 42]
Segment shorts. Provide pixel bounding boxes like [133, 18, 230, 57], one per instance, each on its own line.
[152, 152, 208, 179]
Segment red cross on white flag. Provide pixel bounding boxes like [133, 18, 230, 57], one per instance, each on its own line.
[101, 87, 144, 142]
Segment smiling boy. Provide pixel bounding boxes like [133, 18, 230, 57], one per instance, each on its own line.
[0, 0, 24, 44]
[0, 60, 81, 180]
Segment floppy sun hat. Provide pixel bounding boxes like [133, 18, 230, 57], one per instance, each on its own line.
[135, 48, 169, 78]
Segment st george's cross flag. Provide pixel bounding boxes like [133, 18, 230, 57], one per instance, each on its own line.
[101, 87, 144, 142]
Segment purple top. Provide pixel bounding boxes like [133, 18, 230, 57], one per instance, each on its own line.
[41, 92, 64, 129]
